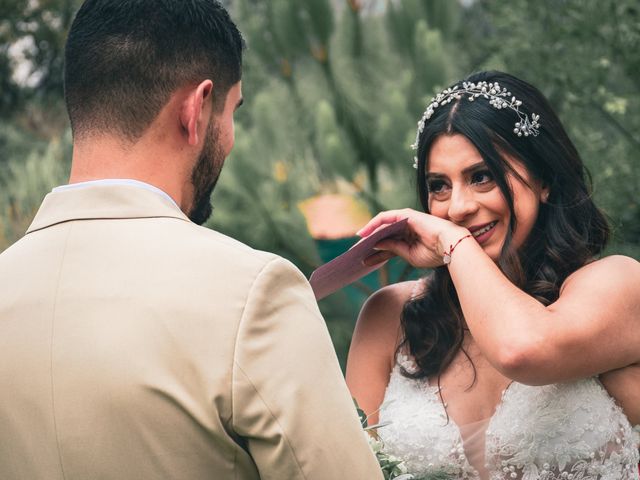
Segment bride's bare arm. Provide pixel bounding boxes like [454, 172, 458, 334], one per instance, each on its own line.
[447, 238, 640, 385]
[346, 281, 415, 426]
[359, 209, 640, 386]
[600, 364, 640, 425]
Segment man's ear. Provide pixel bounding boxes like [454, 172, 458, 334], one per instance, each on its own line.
[180, 80, 213, 146]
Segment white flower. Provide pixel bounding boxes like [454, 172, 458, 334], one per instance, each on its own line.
[365, 431, 384, 453]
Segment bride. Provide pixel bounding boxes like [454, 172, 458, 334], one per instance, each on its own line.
[346, 71, 640, 479]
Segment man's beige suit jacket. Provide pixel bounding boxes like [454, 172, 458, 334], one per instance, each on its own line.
[0, 185, 382, 479]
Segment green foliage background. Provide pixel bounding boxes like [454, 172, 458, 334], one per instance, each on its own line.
[1, 0, 638, 365]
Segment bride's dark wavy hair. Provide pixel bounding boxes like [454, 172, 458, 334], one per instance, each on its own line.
[399, 71, 609, 381]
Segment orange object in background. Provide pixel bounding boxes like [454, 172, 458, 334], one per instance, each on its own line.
[298, 193, 372, 240]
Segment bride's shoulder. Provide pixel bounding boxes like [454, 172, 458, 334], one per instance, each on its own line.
[355, 279, 426, 337]
[560, 255, 640, 295]
[351, 280, 424, 369]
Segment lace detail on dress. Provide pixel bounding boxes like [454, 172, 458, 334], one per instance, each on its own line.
[485, 379, 640, 480]
[379, 354, 640, 480]
[379, 354, 482, 479]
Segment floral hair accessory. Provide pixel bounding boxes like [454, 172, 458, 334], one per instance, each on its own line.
[411, 81, 541, 168]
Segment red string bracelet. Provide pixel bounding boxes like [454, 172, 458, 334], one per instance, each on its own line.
[442, 234, 473, 265]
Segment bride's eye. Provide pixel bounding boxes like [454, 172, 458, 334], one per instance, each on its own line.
[471, 169, 494, 186]
[427, 179, 449, 196]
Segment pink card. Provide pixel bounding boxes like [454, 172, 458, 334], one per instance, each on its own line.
[309, 218, 409, 300]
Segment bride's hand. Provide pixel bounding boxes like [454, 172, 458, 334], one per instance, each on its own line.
[357, 208, 471, 269]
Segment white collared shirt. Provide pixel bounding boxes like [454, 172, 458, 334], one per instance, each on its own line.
[52, 179, 179, 209]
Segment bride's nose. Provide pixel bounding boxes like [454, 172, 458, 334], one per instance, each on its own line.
[447, 187, 479, 223]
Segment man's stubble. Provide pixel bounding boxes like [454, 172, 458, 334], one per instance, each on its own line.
[188, 119, 225, 226]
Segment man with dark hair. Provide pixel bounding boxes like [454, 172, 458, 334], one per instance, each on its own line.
[0, 1, 382, 479]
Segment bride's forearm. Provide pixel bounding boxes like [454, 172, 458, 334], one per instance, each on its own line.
[439, 229, 551, 381]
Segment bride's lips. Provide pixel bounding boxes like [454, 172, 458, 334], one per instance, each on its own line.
[469, 221, 497, 245]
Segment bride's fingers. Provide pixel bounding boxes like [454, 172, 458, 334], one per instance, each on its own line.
[368, 237, 440, 268]
[374, 238, 412, 260]
[356, 209, 411, 237]
[362, 250, 396, 267]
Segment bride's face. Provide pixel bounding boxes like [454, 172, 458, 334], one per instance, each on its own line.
[425, 134, 547, 261]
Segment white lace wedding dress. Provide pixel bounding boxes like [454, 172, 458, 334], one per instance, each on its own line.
[378, 354, 640, 480]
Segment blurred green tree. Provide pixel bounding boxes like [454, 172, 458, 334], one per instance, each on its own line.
[0, 0, 78, 245]
[0, 0, 78, 131]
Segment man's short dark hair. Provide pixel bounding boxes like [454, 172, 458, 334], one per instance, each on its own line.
[64, 0, 244, 141]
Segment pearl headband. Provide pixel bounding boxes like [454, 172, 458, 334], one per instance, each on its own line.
[412, 81, 541, 168]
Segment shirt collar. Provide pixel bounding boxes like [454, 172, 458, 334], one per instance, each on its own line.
[52, 179, 179, 209]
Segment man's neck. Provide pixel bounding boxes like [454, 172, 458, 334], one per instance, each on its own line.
[69, 133, 193, 213]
